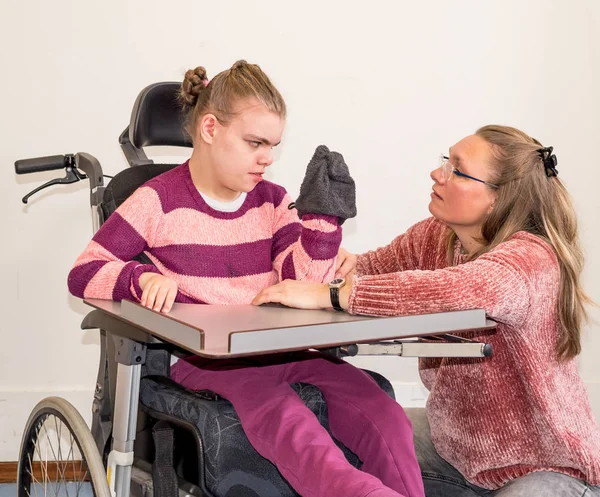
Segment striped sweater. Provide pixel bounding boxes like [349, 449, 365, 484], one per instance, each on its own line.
[350, 216, 600, 489]
[68, 162, 341, 304]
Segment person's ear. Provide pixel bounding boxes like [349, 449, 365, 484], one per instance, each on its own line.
[486, 186, 500, 215]
[198, 114, 218, 144]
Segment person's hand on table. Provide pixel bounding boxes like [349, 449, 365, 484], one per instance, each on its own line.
[139, 272, 178, 313]
[252, 278, 352, 311]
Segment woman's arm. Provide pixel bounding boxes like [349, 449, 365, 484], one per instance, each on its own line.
[356, 217, 442, 276]
[347, 236, 551, 328]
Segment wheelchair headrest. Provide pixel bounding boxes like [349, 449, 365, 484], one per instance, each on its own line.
[128, 82, 193, 149]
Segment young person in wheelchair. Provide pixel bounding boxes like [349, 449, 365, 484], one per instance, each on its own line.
[68, 60, 425, 497]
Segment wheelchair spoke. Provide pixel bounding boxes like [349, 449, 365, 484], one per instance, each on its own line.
[77, 468, 90, 497]
[76, 459, 90, 497]
[34, 422, 56, 497]
[43, 419, 65, 494]
[61, 432, 75, 497]
[36, 423, 53, 496]
[69, 434, 82, 496]
[54, 417, 66, 497]
[66, 432, 88, 497]
[26, 453, 41, 497]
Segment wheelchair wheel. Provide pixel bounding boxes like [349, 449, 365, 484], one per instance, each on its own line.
[17, 396, 110, 497]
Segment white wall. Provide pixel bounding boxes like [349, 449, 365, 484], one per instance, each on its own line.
[1, 0, 599, 461]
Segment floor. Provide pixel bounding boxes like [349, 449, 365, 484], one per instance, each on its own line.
[0, 482, 93, 497]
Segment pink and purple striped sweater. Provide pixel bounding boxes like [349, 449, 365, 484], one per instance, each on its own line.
[68, 162, 341, 304]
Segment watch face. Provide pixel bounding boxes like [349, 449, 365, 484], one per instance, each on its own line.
[330, 277, 346, 288]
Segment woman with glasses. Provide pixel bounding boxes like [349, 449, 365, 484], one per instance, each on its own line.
[253, 125, 600, 496]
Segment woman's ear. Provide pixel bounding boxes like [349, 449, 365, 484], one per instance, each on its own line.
[198, 114, 217, 144]
[485, 190, 498, 215]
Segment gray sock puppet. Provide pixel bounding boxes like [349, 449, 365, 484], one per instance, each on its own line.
[291, 145, 357, 225]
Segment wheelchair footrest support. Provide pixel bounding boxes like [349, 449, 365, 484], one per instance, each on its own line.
[107, 449, 134, 497]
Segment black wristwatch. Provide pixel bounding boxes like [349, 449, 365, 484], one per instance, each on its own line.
[328, 277, 346, 311]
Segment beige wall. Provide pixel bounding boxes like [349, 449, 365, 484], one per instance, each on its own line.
[1, 0, 599, 460]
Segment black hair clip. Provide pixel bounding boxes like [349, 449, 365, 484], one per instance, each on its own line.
[537, 146, 558, 177]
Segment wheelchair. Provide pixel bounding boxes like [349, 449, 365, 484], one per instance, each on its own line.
[14, 82, 401, 497]
[15, 81, 493, 497]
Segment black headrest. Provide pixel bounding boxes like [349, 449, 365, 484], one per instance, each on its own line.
[128, 82, 193, 149]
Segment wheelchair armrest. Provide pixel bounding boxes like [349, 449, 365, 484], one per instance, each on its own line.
[82, 309, 159, 344]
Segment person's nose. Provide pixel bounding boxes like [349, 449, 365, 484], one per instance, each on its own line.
[431, 166, 445, 184]
[258, 149, 274, 168]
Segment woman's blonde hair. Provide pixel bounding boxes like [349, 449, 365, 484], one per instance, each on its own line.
[179, 59, 286, 141]
[447, 124, 592, 360]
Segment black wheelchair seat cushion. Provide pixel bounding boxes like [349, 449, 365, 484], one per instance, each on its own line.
[139, 358, 394, 497]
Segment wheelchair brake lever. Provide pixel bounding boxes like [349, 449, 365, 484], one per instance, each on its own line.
[21, 164, 87, 204]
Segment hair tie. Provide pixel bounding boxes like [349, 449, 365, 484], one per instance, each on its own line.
[537, 146, 558, 177]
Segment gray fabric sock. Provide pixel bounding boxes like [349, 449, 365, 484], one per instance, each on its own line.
[292, 145, 357, 225]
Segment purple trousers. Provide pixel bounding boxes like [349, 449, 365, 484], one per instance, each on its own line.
[171, 352, 424, 497]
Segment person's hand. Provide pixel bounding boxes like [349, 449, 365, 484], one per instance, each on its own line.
[139, 272, 178, 313]
[252, 280, 331, 310]
[335, 247, 357, 279]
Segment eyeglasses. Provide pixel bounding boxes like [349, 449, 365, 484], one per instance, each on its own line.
[439, 155, 499, 189]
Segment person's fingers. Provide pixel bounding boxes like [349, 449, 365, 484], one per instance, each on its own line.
[335, 249, 357, 278]
[141, 276, 154, 306]
[252, 289, 274, 306]
[252, 292, 269, 305]
[335, 257, 355, 278]
[153, 285, 170, 312]
[161, 286, 178, 313]
[252, 284, 283, 306]
[143, 281, 159, 310]
[335, 248, 349, 271]
[140, 287, 148, 307]
[138, 272, 153, 294]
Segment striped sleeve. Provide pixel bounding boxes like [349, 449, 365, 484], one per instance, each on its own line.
[271, 192, 341, 283]
[67, 185, 163, 301]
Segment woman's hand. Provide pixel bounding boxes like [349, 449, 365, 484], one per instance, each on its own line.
[335, 247, 357, 279]
[252, 280, 332, 310]
[139, 272, 178, 313]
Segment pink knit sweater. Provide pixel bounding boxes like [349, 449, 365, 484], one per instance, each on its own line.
[350, 216, 600, 489]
